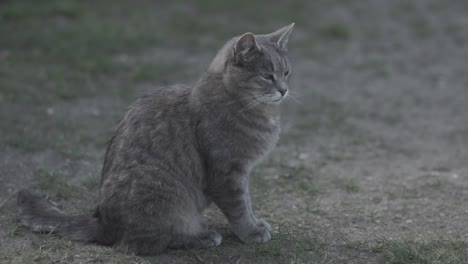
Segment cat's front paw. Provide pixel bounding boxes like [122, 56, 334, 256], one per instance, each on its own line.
[255, 218, 272, 232]
[236, 220, 272, 243]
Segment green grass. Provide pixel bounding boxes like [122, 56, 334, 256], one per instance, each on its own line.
[0, 235, 149, 264]
[32, 167, 78, 200]
[251, 161, 322, 201]
[2, 1, 465, 264]
[4, 221, 22, 238]
[0, 0, 311, 157]
[188, 231, 328, 264]
[289, 255, 340, 264]
[374, 240, 468, 264]
[334, 178, 360, 193]
[0, 103, 113, 155]
[319, 24, 351, 41]
[0, 0, 82, 21]
[0, 1, 330, 262]
[409, 17, 431, 39]
[352, 59, 390, 77]
[0, 0, 191, 105]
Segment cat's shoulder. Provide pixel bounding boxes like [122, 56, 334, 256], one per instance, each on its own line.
[142, 84, 190, 98]
[123, 84, 192, 123]
[134, 84, 191, 105]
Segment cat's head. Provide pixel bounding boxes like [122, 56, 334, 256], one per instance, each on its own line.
[209, 23, 295, 105]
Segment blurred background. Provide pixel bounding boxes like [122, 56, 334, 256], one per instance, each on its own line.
[1, 1, 467, 263]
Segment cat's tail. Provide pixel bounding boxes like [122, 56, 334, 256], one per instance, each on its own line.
[16, 189, 98, 242]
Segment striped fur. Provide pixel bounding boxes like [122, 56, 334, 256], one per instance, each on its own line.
[17, 23, 294, 255]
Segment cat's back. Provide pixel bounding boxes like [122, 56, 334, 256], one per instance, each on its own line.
[132, 84, 192, 120]
[101, 84, 198, 180]
[121, 84, 193, 142]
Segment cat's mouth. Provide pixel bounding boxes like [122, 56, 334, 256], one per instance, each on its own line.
[271, 92, 287, 104]
[272, 97, 283, 103]
[264, 96, 283, 105]
[253, 93, 285, 105]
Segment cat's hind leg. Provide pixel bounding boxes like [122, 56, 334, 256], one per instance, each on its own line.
[115, 231, 172, 255]
[115, 213, 221, 254]
[169, 229, 222, 249]
[168, 213, 222, 249]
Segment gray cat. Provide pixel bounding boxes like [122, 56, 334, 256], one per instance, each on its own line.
[17, 23, 294, 255]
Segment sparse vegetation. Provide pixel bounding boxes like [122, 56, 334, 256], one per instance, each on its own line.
[33, 167, 78, 200]
[374, 240, 468, 264]
[319, 24, 351, 41]
[1, 0, 467, 263]
[335, 178, 360, 193]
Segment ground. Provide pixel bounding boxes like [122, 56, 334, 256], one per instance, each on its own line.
[1, 0, 468, 263]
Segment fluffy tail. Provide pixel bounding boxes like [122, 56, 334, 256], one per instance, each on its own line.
[17, 189, 98, 242]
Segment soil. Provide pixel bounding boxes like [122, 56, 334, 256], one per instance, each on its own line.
[1, 0, 467, 263]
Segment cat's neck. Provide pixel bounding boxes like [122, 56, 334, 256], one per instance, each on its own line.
[190, 72, 278, 117]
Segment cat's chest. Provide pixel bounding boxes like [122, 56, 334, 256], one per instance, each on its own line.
[224, 117, 279, 157]
[201, 109, 280, 162]
[268, 117, 278, 127]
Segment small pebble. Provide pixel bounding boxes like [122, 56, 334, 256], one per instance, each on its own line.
[46, 107, 54, 115]
[299, 153, 309, 160]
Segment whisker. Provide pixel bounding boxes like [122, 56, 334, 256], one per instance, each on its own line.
[287, 94, 302, 105]
[226, 96, 255, 106]
[234, 97, 263, 118]
[286, 90, 302, 104]
[236, 98, 260, 115]
[248, 99, 264, 110]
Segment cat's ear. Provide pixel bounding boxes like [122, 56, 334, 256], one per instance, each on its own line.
[234, 33, 261, 57]
[266, 23, 295, 49]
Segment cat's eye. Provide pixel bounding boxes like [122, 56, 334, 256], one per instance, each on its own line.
[261, 74, 275, 82]
[284, 70, 290, 77]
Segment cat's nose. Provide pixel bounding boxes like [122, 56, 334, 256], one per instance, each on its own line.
[277, 82, 288, 97]
[279, 89, 288, 96]
[277, 87, 288, 97]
